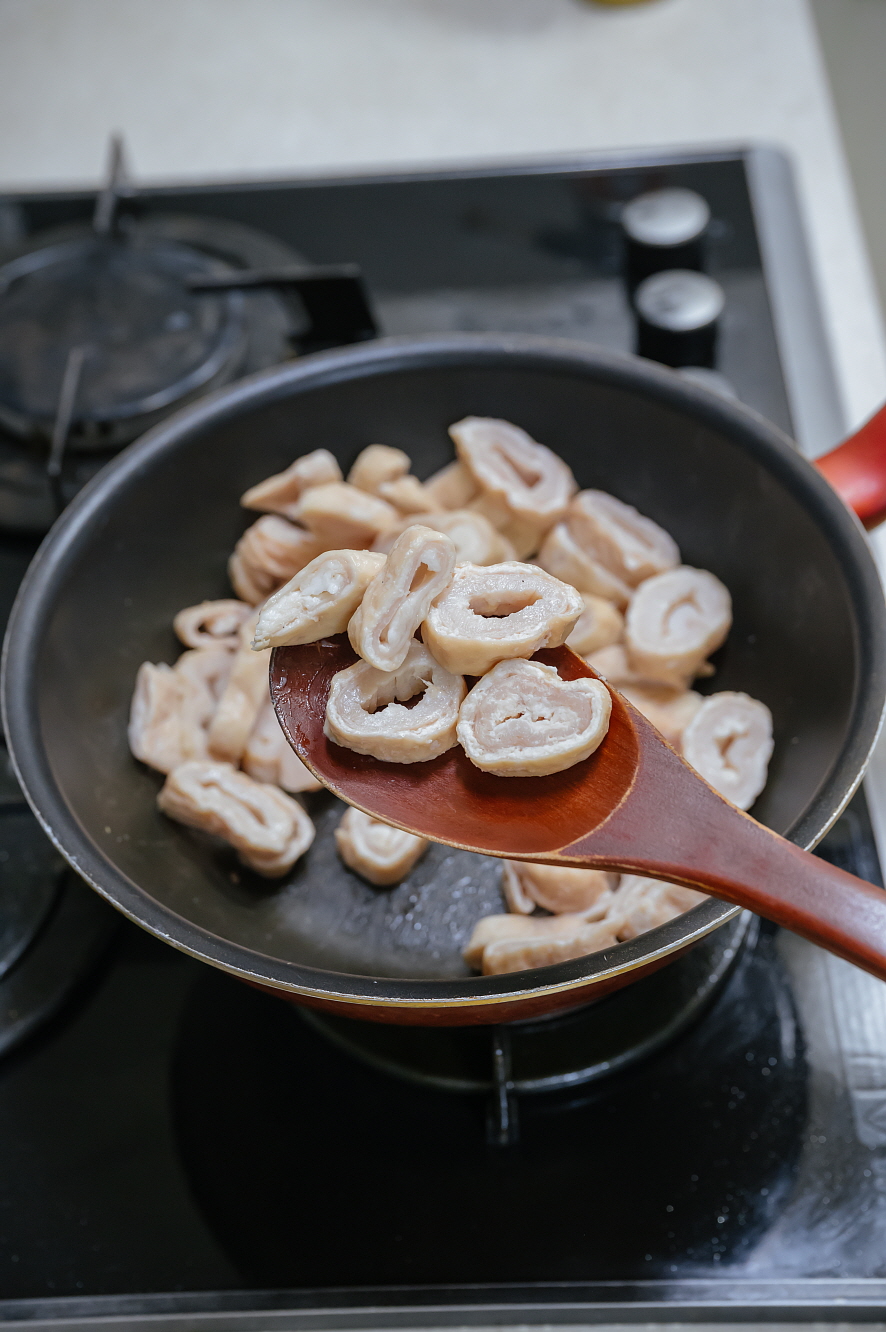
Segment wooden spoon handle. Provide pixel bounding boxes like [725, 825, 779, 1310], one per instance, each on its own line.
[560, 711, 886, 979]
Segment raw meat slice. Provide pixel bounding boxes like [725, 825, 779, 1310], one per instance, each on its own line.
[207, 617, 270, 764]
[450, 417, 576, 557]
[501, 860, 618, 915]
[252, 549, 385, 649]
[242, 699, 322, 794]
[681, 691, 773, 810]
[610, 875, 708, 940]
[294, 482, 398, 548]
[334, 806, 429, 886]
[457, 658, 611, 777]
[348, 525, 456, 671]
[537, 522, 632, 607]
[422, 561, 582, 676]
[324, 640, 465, 763]
[240, 449, 342, 520]
[565, 594, 624, 655]
[423, 459, 478, 510]
[173, 599, 253, 650]
[619, 683, 704, 748]
[565, 490, 680, 587]
[625, 565, 731, 688]
[228, 515, 324, 605]
[157, 760, 314, 877]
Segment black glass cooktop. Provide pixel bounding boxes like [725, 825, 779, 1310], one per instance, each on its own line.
[1, 146, 885, 1326]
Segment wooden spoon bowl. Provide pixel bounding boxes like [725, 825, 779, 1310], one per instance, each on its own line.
[271, 637, 886, 982]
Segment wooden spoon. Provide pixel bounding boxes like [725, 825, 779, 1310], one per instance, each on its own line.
[271, 636, 886, 982]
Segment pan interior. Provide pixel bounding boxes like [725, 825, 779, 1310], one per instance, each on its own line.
[27, 355, 865, 982]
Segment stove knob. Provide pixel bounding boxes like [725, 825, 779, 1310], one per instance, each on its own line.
[634, 269, 725, 369]
[621, 187, 710, 293]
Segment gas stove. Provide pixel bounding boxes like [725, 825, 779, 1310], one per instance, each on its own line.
[2, 144, 886, 1327]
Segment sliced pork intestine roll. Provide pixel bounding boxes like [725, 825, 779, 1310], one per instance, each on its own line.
[619, 683, 703, 749]
[566, 594, 624, 656]
[373, 510, 515, 565]
[207, 618, 270, 765]
[421, 562, 582, 676]
[348, 526, 456, 672]
[537, 522, 632, 608]
[334, 807, 429, 887]
[129, 646, 234, 773]
[423, 459, 479, 510]
[609, 876, 708, 941]
[464, 910, 620, 976]
[501, 860, 618, 915]
[450, 417, 577, 558]
[377, 475, 438, 514]
[324, 640, 465, 763]
[228, 515, 324, 606]
[347, 443, 411, 494]
[252, 549, 385, 650]
[294, 482, 398, 548]
[624, 565, 732, 688]
[565, 490, 680, 588]
[240, 448, 342, 520]
[458, 658, 611, 778]
[157, 760, 315, 878]
[242, 698, 322, 794]
[681, 691, 773, 810]
[173, 599, 254, 650]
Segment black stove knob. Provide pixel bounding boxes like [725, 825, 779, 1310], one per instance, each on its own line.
[621, 187, 710, 293]
[634, 269, 725, 369]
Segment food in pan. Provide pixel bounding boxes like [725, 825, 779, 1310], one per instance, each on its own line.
[456, 658, 612, 777]
[334, 806, 429, 886]
[128, 415, 773, 959]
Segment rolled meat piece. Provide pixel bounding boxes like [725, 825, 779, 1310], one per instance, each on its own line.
[421, 562, 582, 676]
[377, 475, 439, 514]
[609, 876, 708, 941]
[565, 490, 680, 587]
[423, 459, 479, 510]
[228, 515, 324, 606]
[619, 683, 703, 749]
[325, 639, 465, 763]
[240, 449, 342, 520]
[501, 860, 618, 915]
[463, 910, 619, 975]
[566, 594, 624, 656]
[173, 599, 254, 650]
[347, 444, 410, 494]
[242, 698, 322, 794]
[450, 417, 576, 558]
[373, 510, 515, 565]
[457, 658, 612, 777]
[129, 647, 234, 773]
[252, 549, 385, 650]
[348, 526, 457, 672]
[157, 760, 315, 878]
[129, 663, 194, 773]
[680, 691, 773, 810]
[537, 522, 633, 607]
[294, 482, 398, 548]
[334, 806, 429, 886]
[207, 618, 270, 764]
[625, 565, 732, 688]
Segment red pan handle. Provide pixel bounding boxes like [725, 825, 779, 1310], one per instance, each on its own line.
[816, 402, 886, 529]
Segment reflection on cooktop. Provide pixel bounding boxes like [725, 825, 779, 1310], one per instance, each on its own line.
[172, 925, 805, 1286]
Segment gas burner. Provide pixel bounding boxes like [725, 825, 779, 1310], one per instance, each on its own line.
[0, 234, 248, 447]
[299, 911, 753, 1145]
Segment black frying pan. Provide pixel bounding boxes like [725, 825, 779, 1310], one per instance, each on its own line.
[3, 335, 885, 1024]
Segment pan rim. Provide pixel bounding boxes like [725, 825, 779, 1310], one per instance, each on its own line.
[3, 332, 885, 1009]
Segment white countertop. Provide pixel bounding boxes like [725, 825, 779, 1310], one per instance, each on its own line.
[4, 0, 886, 846]
[2, 0, 885, 430]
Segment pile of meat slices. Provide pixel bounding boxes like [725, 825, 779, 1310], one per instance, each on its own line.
[128, 416, 774, 976]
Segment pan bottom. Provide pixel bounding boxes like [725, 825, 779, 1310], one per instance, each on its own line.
[294, 911, 754, 1096]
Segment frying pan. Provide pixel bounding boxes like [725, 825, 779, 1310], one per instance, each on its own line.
[4, 334, 886, 1026]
